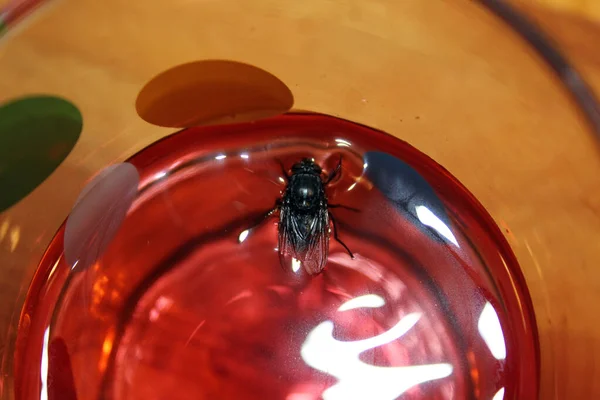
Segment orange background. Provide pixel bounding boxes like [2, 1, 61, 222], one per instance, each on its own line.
[1, 1, 600, 399]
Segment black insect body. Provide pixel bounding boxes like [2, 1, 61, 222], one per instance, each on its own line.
[248, 157, 355, 275]
[278, 158, 355, 274]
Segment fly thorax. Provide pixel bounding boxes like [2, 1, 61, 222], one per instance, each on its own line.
[291, 175, 322, 210]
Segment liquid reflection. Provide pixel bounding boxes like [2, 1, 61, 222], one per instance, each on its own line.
[335, 138, 352, 147]
[40, 336, 78, 400]
[40, 327, 50, 400]
[287, 391, 319, 400]
[337, 294, 385, 311]
[291, 257, 302, 273]
[414, 205, 459, 247]
[362, 152, 457, 246]
[301, 299, 453, 400]
[149, 296, 174, 322]
[238, 229, 250, 243]
[492, 387, 505, 400]
[478, 302, 506, 360]
[153, 171, 167, 180]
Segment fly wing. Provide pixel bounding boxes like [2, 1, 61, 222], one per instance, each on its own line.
[278, 205, 300, 272]
[278, 206, 329, 275]
[300, 207, 330, 275]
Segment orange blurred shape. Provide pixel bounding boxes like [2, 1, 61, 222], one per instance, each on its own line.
[136, 60, 294, 128]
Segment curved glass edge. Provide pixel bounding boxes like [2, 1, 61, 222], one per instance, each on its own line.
[478, 0, 600, 141]
[2, 2, 599, 399]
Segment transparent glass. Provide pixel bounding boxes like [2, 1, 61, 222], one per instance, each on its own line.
[1, 1, 599, 400]
[13, 114, 538, 399]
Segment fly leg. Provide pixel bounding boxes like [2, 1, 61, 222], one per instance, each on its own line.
[325, 155, 343, 184]
[329, 211, 354, 259]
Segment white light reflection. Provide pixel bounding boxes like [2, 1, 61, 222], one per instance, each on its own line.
[291, 257, 302, 273]
[415, 205, 459, 246]
[338, 294, 385, 311]
[300, 312, 453, 400]
[240, 153, 249, 159]
[493, 387, 505, 400]
[149, 296, 174, 322]
[287, 393, 314, 400]
[347, 182, 357, 192]
[278, 177, 286, 183]
[154, 171, 167, 180]
[238, 229, 249, 243]
[335, 138, 352, 147]
[215, 154, 227, 160]
[40, 327, 50, 400]
[478, 302, 506, 360]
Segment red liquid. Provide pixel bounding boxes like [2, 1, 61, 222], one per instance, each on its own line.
[14, 113, 539, 399]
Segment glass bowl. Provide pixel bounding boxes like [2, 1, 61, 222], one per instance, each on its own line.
[1, 1, 600, 399]
[15, 113, 538, 399]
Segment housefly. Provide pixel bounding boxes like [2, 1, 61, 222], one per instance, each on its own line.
[246, 157, 356, 275]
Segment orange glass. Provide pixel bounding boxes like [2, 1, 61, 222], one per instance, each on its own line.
[1, 1, 599, 399]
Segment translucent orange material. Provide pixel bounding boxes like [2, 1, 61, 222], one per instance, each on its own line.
[1, 1, 600, 399]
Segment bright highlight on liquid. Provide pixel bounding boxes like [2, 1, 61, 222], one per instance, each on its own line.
[154, 171, 167, 180]
[238, 229, 249, 243]
[478, 302, 507, 360]
[39, 327, 50, 400]
[415, 205, 459, 246]
[493, 387, 505, 400]
[338, 294, 385, 311]
[335, 138, 352, 147]
[301, 300, 453, 400]
[291, 257, 302, 273]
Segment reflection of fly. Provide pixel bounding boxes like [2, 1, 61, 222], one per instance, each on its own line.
[263, 157, 355, 275]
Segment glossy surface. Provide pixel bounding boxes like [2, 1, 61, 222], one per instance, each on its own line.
[15, 114, 538, 399]
[1, 1, 600, 399]
[64, 163, 139, 272]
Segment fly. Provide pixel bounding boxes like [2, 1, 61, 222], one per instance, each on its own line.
[245, 156, 356, 275]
